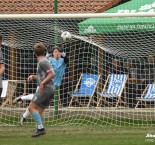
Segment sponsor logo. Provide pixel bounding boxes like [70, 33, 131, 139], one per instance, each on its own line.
[117, 24, 155, 30]
[33, 96, 37, 101]
[84, 78, 96, 87]
[139, 2, 155, 11]
[145, 134, 155, 138]
[84, 25, 97, 33]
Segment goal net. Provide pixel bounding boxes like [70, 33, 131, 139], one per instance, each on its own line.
[0, 13, 155, 128]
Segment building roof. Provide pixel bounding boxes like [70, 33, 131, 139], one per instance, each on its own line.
[0, 0, 122, 14]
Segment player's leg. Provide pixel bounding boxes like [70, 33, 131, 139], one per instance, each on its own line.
[19, 107, 30, 126]
[0, 88, 3, 105]
[21, 94, 34, 101]
[29, 102, 46, 137]
[29, 86, 54, 137]
[20, 107, 45, 126]
[13, 94, 34, 104]
[18, 94, 33, 126]
[19, 87, 39, 126]
[15, 94, 33, 126]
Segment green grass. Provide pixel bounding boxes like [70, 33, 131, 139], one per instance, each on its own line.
[1, 115, 155, 145]
[0, 126, 155, 145]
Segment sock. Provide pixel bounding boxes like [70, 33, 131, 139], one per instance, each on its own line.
[23, 108, 30, 118]
[21, 94, 33, 101]
[38, 124, 44, 130]
[32, 111, 44, 129]
[35, 115, 44, 129]
[40, 115, 44, 123]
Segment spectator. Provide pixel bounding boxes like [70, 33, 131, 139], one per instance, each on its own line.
[108, 59, 128, 74]
[125, 60, 138, 108]
[142, 55, 155, 84]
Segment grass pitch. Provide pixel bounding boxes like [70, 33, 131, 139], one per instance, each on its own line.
[0, 126, 155, 145]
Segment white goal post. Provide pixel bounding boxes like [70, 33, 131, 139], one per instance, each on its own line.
[0, 13, 155, 19]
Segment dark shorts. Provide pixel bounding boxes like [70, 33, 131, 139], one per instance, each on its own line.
[31, 86, 54, 108]
[0, 88, 2, 97]
[0, 88, 2, 104]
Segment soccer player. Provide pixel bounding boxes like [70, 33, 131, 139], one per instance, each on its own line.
[13, 45, 68, 126]
[28, 42, 55, 137]
[0, 34, 5, 105]
[48, 46, 68, 88]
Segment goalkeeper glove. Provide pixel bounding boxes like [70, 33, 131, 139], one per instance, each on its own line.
[61, 52, 66, 57]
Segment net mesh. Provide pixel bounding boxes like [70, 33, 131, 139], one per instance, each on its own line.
[0, 14, 155, 127]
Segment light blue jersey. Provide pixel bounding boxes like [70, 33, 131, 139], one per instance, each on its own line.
[48, 57, 66, 87]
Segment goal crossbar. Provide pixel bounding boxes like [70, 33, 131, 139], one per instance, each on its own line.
[0, 13, 155, 19]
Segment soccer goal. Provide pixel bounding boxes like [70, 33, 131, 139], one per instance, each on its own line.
[0, 13, 155, 128]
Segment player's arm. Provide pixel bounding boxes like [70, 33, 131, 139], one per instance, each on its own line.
[0, 63, 5, 75]
[27, 75, 38, 82]
[0, 55, 5, 75]
[40, 70, 54, 86]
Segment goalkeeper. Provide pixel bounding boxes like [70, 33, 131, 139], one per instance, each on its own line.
[13, 45, 68, 126]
